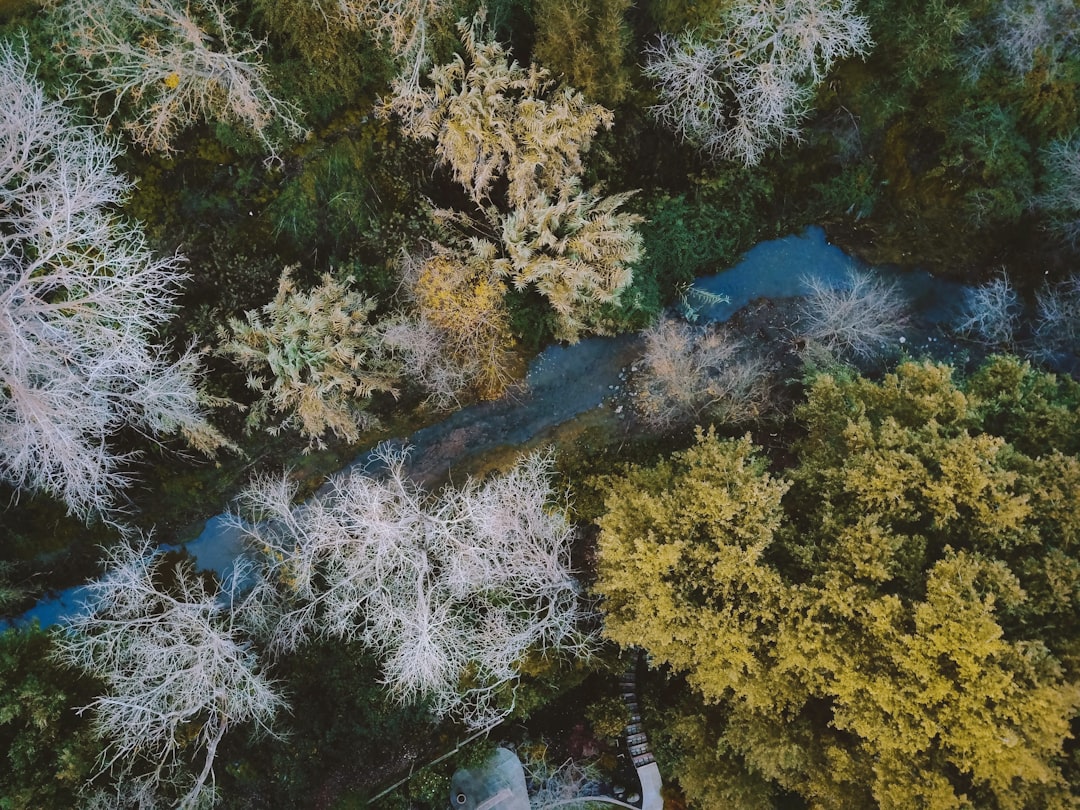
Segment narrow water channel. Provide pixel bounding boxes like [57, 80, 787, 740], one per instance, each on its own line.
[6, 227, 969, 628]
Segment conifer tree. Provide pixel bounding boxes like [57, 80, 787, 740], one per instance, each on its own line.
[388, 13, 643, 357]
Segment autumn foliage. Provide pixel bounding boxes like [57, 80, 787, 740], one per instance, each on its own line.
[596, 358, 1080, 808]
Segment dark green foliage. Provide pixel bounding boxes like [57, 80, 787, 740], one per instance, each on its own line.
[811, 160, 880, 220]
[0, 627, 99, 810]
[218, 640, 437, 808]
[629, 167, 774, 317]
[863, 0, 991, 93]
[268, 117, 435, 266]
[966, 355, 1080, 457]
[634, 194, 738, 297]
[532, 0, 633, 107]
[943, 102, 1034, 228]
[249, 0, 393, 125]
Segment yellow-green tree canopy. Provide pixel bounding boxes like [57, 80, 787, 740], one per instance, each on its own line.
[595, 357, 1080, 809]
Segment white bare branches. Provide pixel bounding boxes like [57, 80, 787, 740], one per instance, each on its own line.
[0, 41, 224, 520]
[234, 445, 594, 728]
[523, 752, 604, 809]
[797, 269, 909, 361]
[48, 0, 305, 156]
[1033, 275, 1080, 362]
[1038, 136, 1080, 247]
[54, 541, 284, 810]
[994, 0, 1078, 76]
[336, 0, 451, 92]
[955, 272, 1021, 348]
[644, 0, 873, 164]
[633, 315, 771, 428]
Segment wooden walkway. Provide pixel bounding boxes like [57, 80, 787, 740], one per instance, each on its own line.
[619, 657, 664, 810]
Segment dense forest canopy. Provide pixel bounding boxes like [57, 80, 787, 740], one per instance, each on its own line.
[0, 0, 1079, 806]
[594, 359, 1080, 808]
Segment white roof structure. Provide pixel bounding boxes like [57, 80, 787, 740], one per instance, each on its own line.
[450, 747, 530, 810]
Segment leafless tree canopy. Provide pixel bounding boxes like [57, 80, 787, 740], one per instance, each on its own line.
[233, 445, 594, 727]
[0, 42, 224, 520]
[955, 273, 1021, 348]
[1034, 275, 1080, 362]
[48, 0, 305, 155]
[634, 315, 772, 428]
[1038, 137, 1080, 248]
[55, 541, 284, 809]
[644, 0, 873, 165]
[797, 269, 909, 361]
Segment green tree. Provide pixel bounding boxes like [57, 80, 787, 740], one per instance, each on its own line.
[595, 358, 1080, 809]
[0, 627, 98, 810]
[532, 0, 633, 107]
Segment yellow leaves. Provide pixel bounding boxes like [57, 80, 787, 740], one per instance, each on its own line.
[411, 249, 516, 400]
[163, 72, 180, 89]
[594, 429, 789, 701]
[596, 358, 1080, 808]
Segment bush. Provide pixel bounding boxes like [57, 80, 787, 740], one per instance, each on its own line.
[796, 269, 909, 361]
[633, 316, 772, 428]
[955, 272, 1022, 348]
[532, 0, 633, 107]
[1033, 275, 1080, 363]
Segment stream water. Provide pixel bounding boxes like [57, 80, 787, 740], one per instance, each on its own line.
[6, 227, 969, 629]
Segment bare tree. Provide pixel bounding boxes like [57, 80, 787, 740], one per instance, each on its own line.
[336, 0, 453, 91]
[796, 269, 909, 361]
[1038, 136, 1080, 247]
[643, 0, 873, 164]
[1033, 275, 1080, 362]
[54, 541, 284, 810]
[48, 0, 305, 156]
[955, 272, 1022, 348]
[633, 315, 771, 428]
[963, 0, 1080, 82]
[0, 41, 225, 520]
[232, 445, 594, 728]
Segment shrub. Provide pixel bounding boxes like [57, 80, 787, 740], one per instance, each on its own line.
[1033, 275, 1080, 362]
[634, 316, 772, 428]
[216, 267, 403, 446]
[796, 269, 909, 361]
[955, 272, 1022, 348]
